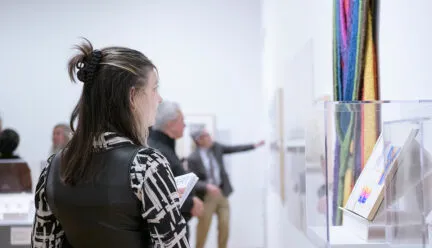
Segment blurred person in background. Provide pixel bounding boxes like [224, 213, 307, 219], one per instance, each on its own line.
[148, 101, 204, 240]
[50, 123, 72, 155]
[0, 129, 32, 193]
[0, 129, 20, 159]
[187, 126, 264, 248]
[31, 39, 190, 248]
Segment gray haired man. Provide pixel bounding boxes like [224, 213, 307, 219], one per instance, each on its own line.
[187, 126, 264, 248]
[148, 101, 204, 239]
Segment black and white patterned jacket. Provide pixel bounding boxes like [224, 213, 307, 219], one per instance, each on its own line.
[31, 132, 190, 248]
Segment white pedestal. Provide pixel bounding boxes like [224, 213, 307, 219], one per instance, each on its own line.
[308, 226, 426, 248]
[0, 193, 34, 226]
[308, 226, 388, 247]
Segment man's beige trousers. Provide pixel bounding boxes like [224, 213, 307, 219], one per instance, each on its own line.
[196, 193, 230, 248]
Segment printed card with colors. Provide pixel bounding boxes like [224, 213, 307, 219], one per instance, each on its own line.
[345, 128, 417, 220]
[175, 172, 199, 207]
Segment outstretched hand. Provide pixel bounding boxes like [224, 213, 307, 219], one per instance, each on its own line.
[254, 140, 265, 148]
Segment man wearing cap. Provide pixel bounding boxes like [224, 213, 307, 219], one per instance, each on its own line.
[187, 126, 265, 248]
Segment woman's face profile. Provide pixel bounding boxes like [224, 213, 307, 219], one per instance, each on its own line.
[132, 69, 162, 129]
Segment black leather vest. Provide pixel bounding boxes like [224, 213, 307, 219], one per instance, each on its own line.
[45, 145, 151, 248]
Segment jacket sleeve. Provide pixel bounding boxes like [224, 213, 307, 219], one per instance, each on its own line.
[186, 157, 207, 195]
[180, 194, 194, 214]
[162, 150, 195, 215]
[31, 158, 65, 248]
[130, 148, 190, 247]
[194, 181, 208, 195]
[218, 142, 255, 154]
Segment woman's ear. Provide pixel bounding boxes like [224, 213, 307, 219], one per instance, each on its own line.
[129, 87, 137, 111]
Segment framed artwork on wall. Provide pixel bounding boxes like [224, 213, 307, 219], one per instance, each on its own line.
[175, 114, 216, 160]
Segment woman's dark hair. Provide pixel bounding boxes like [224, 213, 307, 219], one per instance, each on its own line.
[62, 38, 156, 185]
[0, 129, 20, 156]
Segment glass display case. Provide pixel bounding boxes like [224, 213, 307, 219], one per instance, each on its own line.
[305, 101, 432, 248]
[285, 136, 307, 232]
[383, 117, 432, 247]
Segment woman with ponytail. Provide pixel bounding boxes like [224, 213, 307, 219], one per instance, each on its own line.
[31, 39, 190, 248]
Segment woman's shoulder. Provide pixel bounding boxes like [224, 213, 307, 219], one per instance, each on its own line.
[132, 147, 171, 170]
[129, 147, 172, 189]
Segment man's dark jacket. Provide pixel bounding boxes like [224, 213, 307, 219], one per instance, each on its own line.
[187, 142, 255, 200]
[148, 129, 194, 221]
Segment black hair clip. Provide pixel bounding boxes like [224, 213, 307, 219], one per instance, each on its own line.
[77, 50, 103, 83]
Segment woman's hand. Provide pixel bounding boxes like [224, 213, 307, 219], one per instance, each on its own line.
[177, 187, 186, 199]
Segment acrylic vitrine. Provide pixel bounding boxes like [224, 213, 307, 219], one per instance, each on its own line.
[305, 100, 432, 248]
[382, 116, 432, 247]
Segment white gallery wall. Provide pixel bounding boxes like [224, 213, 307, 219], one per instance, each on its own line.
[0, 1, 266, 248]
[261, 0, 332, 247]
[379, 0, 432, 100]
